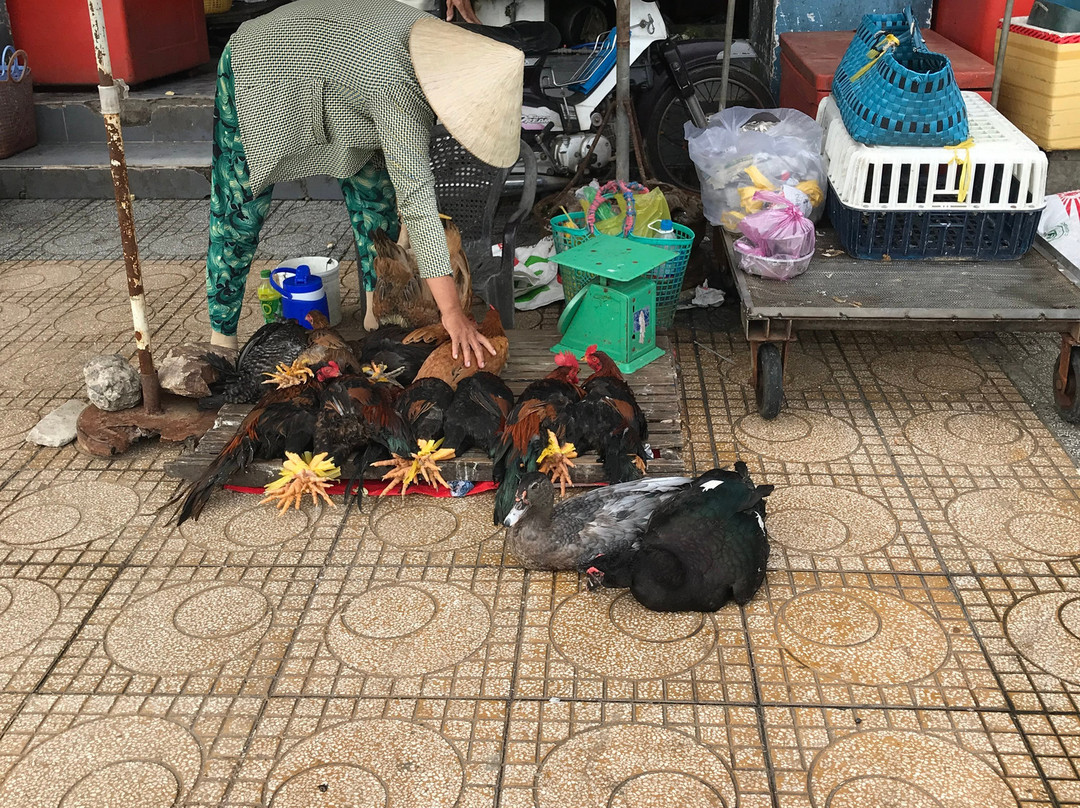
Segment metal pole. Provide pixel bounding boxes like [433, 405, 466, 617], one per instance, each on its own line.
[85, 0, 161, 413]
[991, 0, 1017, 107]
[718, 0, 737, 109]
[615, 0, 631, 182]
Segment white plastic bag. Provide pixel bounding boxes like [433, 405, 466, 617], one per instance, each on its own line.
[513, 236, 564, 310]
[685, 107, 827, 230]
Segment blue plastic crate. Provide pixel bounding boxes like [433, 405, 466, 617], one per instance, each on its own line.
[827, 188, 1043, 261]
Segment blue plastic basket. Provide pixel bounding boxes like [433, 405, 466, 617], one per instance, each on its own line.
[832, 7, 969, 148]
[827, 188, 1042, 261]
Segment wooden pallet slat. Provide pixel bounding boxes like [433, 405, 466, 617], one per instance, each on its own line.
[164, 331, 685, 487]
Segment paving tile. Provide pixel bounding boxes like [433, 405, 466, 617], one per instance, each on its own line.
[746, 570, 1005, 710]
[1015, 712, 1080, 807]
[516, 570, 755, 703]
[500, 699, 772, 808]
[0, 692, 262, 807]
[954, 572, 1080, 714]
[37, 564, 316, 697]
[762, 705, 1053, 807]
[229, 696, 506, 808]
[0, 469, 161, 565]
[132, 488, 343, 567]
[0, 562, 116, 693]
[274, 562, 522, 700]
[329, 492, 508, 568]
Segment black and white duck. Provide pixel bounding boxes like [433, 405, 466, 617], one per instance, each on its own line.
[582, 462, 773, 612]
[502, 472, 692, 571]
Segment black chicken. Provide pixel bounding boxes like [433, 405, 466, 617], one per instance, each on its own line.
[396, 377, 455, 442]
[582, 462, 773, 612]
[199, 320, 309, 410]
[171, 362, 342, 524]
[442, 372, 515, 458]
[492, 352, 584, 525]
[353, 324, 439, 386]
[566, 345, 648, 484]
[314, 371, 412, 505]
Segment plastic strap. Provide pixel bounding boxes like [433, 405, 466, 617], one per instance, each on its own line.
[585, 180, 649, 236]
[945, 138, 975, 204]
[851, 34, 899, 81]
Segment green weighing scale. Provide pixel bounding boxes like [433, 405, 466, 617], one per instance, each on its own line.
[550, 234, 674, 373]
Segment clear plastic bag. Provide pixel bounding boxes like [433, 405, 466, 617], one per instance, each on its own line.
[685, 107, 827, 230]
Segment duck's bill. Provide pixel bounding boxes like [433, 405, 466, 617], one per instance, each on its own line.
[502, 500, 527, 527]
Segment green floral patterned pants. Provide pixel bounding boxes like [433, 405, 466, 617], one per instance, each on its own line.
[206, 45, 400, 336]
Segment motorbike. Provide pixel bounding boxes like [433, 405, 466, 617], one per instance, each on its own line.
[450, 0, 774, 192]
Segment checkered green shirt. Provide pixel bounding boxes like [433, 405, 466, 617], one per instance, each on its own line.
[229, 0, 451, 280]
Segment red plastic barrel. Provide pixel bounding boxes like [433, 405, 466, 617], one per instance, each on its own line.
[933, 0, 1035, 63]
[7, 0, 209, 86]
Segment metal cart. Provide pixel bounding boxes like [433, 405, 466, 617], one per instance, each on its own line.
[719, 227, 1080, 422]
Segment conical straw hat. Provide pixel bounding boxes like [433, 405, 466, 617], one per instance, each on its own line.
[409, 16, 524, 168]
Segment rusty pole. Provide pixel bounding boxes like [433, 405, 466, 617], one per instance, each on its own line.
[614, 0, 630, 182]
[85, 0, 161, 414]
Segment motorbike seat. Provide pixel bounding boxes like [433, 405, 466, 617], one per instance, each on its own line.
[456, 21, 562, 57]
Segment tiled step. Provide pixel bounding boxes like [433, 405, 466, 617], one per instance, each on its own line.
[0, 141, 346, 200]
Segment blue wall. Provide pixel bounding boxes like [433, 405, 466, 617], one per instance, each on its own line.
[764, 0, 935, 94]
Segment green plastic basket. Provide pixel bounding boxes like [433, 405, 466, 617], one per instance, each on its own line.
[551, 211, 694, 328]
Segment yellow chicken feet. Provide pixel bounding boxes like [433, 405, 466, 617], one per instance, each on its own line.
[262, 358, 314, 389]
[260, 452, 341, 514]
[372, 438, 457, 497]
[536, 430, 577, 496]
[361, 361, 405, 386]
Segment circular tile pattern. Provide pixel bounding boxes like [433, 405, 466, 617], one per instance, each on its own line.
[722, 351, 834, 392]
[179, 496, 313, 551]
[904, 412, 1035, 467]
[767, 486, 898, 555]
[808, 730, 1019, 808]
[265, 718, 463, 808]
[870, 350, 986, 393]
[106, 267, 190, 294]
[0, 716, 202, 808]
[4, 201, 68, 226]
[0, 408, 39, 449]
[0, 482, 140, 550]
[0, 579, 60, 656]
[1005, 592, 1080, 685]
[735, 410, 861, 464]
[326, 582, 490, 677]
[105, 582, 272, 675]
[369, 497, 497, 551]
[3, 263, 81, 292]
[550, 590, 716, 678]
[1, 348, 101, 393]
[536, 725, 737, 808]
[0, 304, 29, 332]
[55, 302, 142, 338]
[776, 588, 949, 685]
[946, 490, 1080, 560]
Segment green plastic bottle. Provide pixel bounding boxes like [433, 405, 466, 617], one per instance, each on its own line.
[257, 268, 282, 323]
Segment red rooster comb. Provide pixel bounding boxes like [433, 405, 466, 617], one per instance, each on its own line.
[316, 361, 341, 382]
[553, 351, 579, 368]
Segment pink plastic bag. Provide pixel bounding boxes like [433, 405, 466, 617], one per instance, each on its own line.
[737, 191, 815, 259]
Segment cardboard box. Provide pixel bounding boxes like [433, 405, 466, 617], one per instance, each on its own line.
[997, 18, 1080, 149]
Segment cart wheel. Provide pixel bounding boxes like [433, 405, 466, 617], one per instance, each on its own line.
[756, 343, 784, 420]
[1054, 347, 1080, 424]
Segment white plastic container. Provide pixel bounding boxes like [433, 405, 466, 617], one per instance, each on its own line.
[273, 257, 341, 326]
[817, 92, 1047, 212]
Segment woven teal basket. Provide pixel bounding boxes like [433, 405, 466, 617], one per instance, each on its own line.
[832, 7, 969, 147]
[551, 211, 694, 329]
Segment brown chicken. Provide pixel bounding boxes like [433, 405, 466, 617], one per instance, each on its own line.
[411, 305, 509, 389]
[370, 217, 472, 331]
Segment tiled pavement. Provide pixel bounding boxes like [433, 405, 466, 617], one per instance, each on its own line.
[1, 198, 1080, 806]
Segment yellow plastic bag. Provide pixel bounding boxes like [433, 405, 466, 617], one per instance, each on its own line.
[578, 187, 672, 237]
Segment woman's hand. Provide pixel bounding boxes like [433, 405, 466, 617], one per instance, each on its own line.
[445, 0, 481, 23]
[425, 274, 496, 369]
[441, 307, 496, 369]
